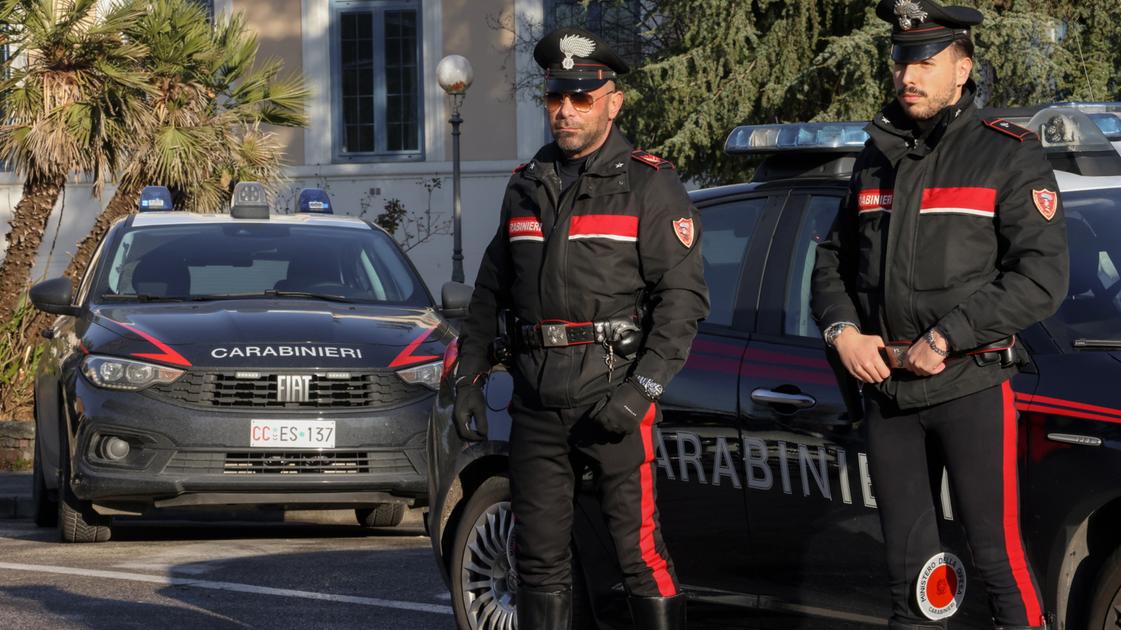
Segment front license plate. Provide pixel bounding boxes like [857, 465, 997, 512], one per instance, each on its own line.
[250, 420, 336, 448]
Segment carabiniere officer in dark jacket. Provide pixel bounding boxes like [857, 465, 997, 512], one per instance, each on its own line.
[812, 2, 1068, 630]
[452, 27, 709, 630]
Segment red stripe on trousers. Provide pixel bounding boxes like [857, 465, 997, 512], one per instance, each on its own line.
[1001, 381, 1044, 625]
[569, 214, 639, 238]
[638, 403, 677, 597]
[921, 186, 997, 212]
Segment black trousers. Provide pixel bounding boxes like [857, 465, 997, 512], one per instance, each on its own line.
[508, 395, 679, 598]
[866, 381, 1045, 626]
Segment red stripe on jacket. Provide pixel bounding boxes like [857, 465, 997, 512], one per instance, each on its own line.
[569, 214, 639, 239]
[920, 187, 997, 213]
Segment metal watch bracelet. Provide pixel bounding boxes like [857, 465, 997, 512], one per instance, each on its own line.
[823, 322, 859, 348]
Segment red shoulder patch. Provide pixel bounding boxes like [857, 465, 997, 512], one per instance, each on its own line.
[631, 149, 674, 170]
[982, 118, 1037, 142]
[513, 162, 529, 173]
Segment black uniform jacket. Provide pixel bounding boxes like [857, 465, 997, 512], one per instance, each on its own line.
[458, 126, 709, 409]
[812, 85, 1069, 409]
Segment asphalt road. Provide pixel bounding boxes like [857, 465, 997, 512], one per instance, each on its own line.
[0, 509, 454, 630]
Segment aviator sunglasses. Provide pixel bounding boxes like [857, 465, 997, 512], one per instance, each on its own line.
[544, 90, 617, 113]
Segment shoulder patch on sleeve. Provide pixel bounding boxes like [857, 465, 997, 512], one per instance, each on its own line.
[982, 118, 1037, 142]
[631, 149, 675, 170]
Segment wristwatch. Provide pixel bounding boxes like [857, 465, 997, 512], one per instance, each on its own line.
[631, 375, 664, 402]
[823, 322, 859, 348]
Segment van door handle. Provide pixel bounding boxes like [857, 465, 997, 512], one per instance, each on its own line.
[751, 388, 816, 410]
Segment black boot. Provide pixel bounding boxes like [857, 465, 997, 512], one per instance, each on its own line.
[628, 593, 686, 630]
[516, 587, 571, 630]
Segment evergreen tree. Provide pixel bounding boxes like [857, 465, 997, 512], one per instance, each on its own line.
[549, 0, 1121, 186]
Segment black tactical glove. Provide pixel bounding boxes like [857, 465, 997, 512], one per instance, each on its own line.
[592, 379, 654, 435]
[453, 375, 489, 441]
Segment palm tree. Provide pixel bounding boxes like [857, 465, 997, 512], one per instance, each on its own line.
[59, 1, 308, 284]
[0, 0, 152, 324]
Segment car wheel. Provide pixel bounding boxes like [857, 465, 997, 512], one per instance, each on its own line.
[355, 503, 406, 528]
[57, 433, 111, 543]
[450, 476, 517, 630]
[1088, 547, 1121, 629]
[32, 430, 57, 527]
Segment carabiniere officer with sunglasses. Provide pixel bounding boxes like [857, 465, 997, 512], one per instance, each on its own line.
[453, 26, 709, 630]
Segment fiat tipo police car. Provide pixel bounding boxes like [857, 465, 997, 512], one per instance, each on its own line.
[31, 183, 470, 543]
[427, 105, 1121, 630]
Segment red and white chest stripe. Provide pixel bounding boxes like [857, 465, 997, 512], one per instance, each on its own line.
[508, 217, 544, 242]
[568, 214, 638, 242]
[920, 187, 997, 218]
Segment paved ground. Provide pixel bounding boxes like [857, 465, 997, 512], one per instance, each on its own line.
[0, 507, 453, 630]
[0, 472, 976, 629]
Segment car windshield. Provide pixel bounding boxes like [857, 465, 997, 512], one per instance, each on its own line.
[91, 222, 430, 307]
[1045, 187, 1121, 347]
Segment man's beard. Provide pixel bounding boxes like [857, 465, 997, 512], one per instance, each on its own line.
[897, 85, 956, 120]
[554, 119, 608, 156]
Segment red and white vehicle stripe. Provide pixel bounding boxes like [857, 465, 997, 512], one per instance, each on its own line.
[508, 217, 544, 242]
[857, 189, 894, 214]
[568, 214, 639, 242]
[920, 187, 997, 218]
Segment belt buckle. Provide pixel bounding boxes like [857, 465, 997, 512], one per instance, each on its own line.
[540, 324, 568, 348]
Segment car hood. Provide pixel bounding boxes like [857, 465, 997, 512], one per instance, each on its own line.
[84, 301, 452, 369]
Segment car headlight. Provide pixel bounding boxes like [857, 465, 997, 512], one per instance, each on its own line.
[80, 355, 186, 391]
[396, 360, 443, 391]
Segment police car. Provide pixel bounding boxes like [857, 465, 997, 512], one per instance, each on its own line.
[427, 106, 1121, 629]
[30, 183, 471, 543]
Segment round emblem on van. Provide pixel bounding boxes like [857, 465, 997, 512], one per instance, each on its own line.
[915, 552, 966, 620]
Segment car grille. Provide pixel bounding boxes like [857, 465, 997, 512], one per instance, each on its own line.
[147, 370, 430, 409]
[164, 450, 417, 475]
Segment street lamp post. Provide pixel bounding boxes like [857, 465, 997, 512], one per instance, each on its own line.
[436, 54, 474, 284]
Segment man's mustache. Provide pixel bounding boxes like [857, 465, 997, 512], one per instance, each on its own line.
[897, 87, 928, 97]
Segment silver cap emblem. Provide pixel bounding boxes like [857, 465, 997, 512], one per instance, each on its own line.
[894, 0, 928, 31]
[559, 34, 596, 71]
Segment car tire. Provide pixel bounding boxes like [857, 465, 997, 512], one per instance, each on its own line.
[449, 476, 594, 630]
[32, 430, 58, 527]
[1088, 546, 1121, 629]
[451, 476, 517, 630]
[355, 503, 406, 528]
[57, 433, 111, 543]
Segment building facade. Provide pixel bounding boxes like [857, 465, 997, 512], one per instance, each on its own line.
[1, 0, 583, 293]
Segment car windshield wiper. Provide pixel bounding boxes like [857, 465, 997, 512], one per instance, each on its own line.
[170, 291, 352, 303]
[1073, 338, 1121, 349]
[99, 294, 188, 303]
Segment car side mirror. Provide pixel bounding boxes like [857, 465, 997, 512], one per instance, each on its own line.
[29, 277, 80, 316]
[441, 281, 473, 319]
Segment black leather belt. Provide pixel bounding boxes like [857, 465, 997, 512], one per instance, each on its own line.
[883, 336, 1017, 369]
[518, 320, 597, 349]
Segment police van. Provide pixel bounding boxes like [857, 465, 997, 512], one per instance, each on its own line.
[30, 183, 472, 542]
[427, 105, 1121, 629]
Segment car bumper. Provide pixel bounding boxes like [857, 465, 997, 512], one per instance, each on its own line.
[70, 381, 432, 509]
